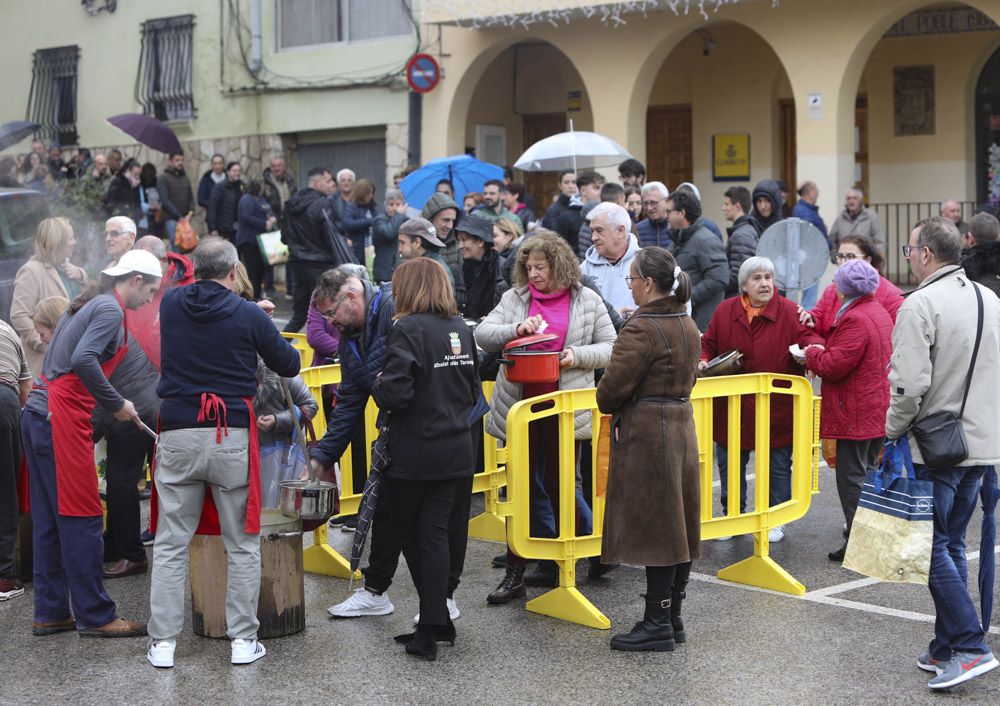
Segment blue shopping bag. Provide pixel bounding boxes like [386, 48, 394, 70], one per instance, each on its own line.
[842, 440, 935, 585]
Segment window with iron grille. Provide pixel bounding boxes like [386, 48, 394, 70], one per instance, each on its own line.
[136, 15, 195, 121]
[277, 0, 412, 49]
[26, 46, 80, 147]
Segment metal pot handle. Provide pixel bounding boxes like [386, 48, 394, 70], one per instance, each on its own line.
[265, 531, 303, 540]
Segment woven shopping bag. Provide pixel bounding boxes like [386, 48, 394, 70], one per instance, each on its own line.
[842, 439, 934, 585]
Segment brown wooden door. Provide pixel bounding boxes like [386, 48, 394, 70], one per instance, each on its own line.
[519, 112, 568, 216]
[646, 104, 692, 188]
[779, 98, 796, 204]
[855, 95, 869, 198]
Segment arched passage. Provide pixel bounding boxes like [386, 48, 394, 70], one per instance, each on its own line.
[976, 43, 1000, 207]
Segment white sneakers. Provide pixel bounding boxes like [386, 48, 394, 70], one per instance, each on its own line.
[231, 638, 266, 665]
[769, 525, 786, 543]
[147, 640, 176, 668]
[146, 638, 266, 667]
[412, 597, 461, 625]
[327, 588, 395, 618]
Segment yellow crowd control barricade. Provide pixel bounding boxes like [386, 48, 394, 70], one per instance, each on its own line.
[298, 365, 509, 576]
[468, 381, 509, 543]
[498, 373, 819, 630]
[280, 331, 313, 369]
[692, 374, 818, 595]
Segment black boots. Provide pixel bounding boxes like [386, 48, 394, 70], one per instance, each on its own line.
[671, 580, 687, 644]
[610, 594, 676, 652]
[487, 563, 526, 604]
[524, 560, 559, 587]
[404, 626, 438, 661]
[394, 618, 457, 646]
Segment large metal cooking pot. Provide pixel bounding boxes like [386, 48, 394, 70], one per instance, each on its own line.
[499, 332, 561, 384]
[278, 479, 336, 524]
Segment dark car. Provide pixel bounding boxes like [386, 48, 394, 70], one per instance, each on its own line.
[0, 188, 51, 324]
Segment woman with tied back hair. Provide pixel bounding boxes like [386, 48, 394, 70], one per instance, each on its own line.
[10, 217, 87, 377]
[343, 178, 377, 266]
[801, 233, 903, 336]
[596, 247, 702, 652]
[372, 257, 481, 661]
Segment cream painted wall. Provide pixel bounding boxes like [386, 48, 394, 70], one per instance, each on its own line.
[0, 0, 410, 151]
[860, 31, 1000, 203]
[464, 43, 593, 165]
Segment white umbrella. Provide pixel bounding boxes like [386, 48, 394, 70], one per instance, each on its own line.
[514, 127, 633, 172]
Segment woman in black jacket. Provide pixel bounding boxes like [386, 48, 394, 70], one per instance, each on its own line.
[104, 158, 142, 223]
[455, 215, 500, 320]
[207, 161, 244, 243]
[372, 257, 480, 661]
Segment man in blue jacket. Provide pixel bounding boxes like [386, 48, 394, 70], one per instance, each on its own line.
[148, 238, 300, 669]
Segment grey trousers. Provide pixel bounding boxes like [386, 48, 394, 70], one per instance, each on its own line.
[148, 428, 261, 641]
[835, 437, 883, 533]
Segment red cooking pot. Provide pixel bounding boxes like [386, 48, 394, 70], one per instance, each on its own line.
[500, 333, 561, 384]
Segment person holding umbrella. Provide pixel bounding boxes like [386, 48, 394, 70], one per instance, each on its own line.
[372, 257, 481, 660]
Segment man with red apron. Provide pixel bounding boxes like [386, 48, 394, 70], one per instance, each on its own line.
[20, 249, 162, 637]
[148, 238, 299, 669]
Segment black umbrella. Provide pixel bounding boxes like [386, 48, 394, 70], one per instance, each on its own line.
[0, 121, 40, 151]
[321, 209, 360, 265]
[106, 113, 183, 154]
[347, 426, 390, 592]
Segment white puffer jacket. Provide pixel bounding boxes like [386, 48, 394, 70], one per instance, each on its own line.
[475, 283, 616, 441]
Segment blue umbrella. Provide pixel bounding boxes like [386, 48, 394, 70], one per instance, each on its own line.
[400, 155, 504, 211]
[979, 466, 998, 630]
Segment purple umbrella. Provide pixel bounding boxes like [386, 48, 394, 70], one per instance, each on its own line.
[106, 113, 183, 154]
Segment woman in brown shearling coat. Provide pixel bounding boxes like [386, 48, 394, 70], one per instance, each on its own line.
[596, 246, 701, 653]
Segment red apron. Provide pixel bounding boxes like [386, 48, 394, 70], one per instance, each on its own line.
[149, 395, 261, 535]
[33, 292, 129, 517]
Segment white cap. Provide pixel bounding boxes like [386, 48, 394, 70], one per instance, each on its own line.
[101, 249, 162, 278]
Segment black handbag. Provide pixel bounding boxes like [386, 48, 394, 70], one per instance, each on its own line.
[908, 279, 984, 470]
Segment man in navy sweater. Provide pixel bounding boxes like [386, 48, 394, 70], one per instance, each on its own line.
[147, 237, 299, 670]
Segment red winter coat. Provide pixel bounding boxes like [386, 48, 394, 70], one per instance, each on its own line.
[701, 295, 822, 449]
[805, 295, 893, 440]
[810, 275, 902, 337]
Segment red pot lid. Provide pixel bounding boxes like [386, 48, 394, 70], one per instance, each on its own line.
[503, 332, 559, 352]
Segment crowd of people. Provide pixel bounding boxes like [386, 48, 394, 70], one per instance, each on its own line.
[0, 145, 998, 688]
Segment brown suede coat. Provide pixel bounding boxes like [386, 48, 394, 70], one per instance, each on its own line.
[596, 296, 702, 567]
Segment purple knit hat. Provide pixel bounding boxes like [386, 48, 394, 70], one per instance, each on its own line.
[834, 258, 879, 298]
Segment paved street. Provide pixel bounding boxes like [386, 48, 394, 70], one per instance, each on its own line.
[1, 464, 997, 705]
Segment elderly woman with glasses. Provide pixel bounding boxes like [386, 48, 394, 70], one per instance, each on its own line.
[700, 256, 822, 543]
[800, 234, 903, 336]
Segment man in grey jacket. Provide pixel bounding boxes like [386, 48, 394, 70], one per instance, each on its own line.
[885, 216, 1000, 690]
[829, 187, 886, 258]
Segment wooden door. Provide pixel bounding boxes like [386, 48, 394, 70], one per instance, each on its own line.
[646, 104, 692, 188]
[779, 98, 796, 204]
[519, 112, 568, 216]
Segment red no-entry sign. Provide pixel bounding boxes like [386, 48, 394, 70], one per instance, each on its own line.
[406, 53, 440, 94]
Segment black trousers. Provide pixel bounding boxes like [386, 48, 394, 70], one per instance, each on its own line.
[283, 260, 330, 333]
[386, 476, 462, 626]
[0, 385, 20, 578]
[237, 241, 266, 301]
[646, 561, 693, 597]
[102, 425, 153, 563]
[835, 437, 882, 532]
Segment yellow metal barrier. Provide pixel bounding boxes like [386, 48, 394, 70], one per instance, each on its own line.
[498, 373, 818, 630]
[297, 365, 509, 577]
[280, 331, 313, 369]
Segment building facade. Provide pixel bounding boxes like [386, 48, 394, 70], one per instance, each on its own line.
[1, 0, 419, 190]
[418, 0, 1000, 281]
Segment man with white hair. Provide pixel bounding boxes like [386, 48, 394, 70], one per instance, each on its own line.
[105, 216, 137, 268]
[636, 182, 671, 248]
[336, 169, 356, 201]
[939, 198, 967, 236]
[829, 187, 885, 257]
[582, 202, 639, 314]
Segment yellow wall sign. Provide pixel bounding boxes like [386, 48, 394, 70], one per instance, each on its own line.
[712, 133, 750, 181]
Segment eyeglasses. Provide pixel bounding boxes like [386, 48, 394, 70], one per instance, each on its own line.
[641, 200, 662, 209]
[320, 294, 348, 321]
[105, 229, 129, 238]
[624, 275, 648, 286]
[834, 253, 860, 262]
[902, 244, 929, 258]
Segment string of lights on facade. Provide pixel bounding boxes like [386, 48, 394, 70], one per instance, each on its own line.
[423, 0, 777, 29]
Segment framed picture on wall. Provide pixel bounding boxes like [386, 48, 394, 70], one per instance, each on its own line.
[712, 133, 751, 181]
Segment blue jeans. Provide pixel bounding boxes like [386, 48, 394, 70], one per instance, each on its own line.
[913, 463, 990, 659]
[717, 445, 792, 514]
[799, 281, 820, 309]
[165, 219, 178, 251]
